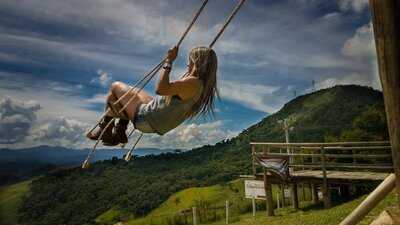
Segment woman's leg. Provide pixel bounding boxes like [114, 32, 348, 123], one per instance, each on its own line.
[108, 81, 153, 120]
[105, 92, 120, 117]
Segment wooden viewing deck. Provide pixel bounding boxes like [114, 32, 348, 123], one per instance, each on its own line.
[247, 141, 394, 216]
[248, 170, 391, 182]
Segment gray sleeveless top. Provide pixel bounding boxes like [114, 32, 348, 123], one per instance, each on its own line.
[139, 83, 203, 135]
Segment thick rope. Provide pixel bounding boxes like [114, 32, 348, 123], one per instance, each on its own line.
[118, 0, 247, 166]
[118, 0, 247, 116]
[82, 0, 210, 168]
[112, 58, 166, 106]
[117, 61, 165, 114]
[86, 0, 209, 135]
[85, 59, 166, 135]
[83, 0, 246, 169]
[120, 127, 137, 148]
[82, 66, 160, 169]
[82, 118, 115, 169]
[124, 132, 144, 162]
[112, 0, 209, 108]
[209, 0, 247, 48]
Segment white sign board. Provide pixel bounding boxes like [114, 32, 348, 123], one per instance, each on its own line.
[318, 190, 323, 199]
[284, 188, 291, 198]
[245, 180, 265, 199]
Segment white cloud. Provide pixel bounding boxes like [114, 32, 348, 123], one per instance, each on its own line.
[91, 70, 113, 87]
[0, 71, 99, 123]
[342, 23, 376, 61]
[0, 97, 41, 144]
[0, 96, 235, 150]
[0, 33, 150, 73]
[333, 22, 380, 90]
[219, 80, 282, 113]
[338, 0, 369, 13]
[313, 22, 380, 91]
[139, 120, 237, 150]
[27, 117, 90, 149]
[320, 12, 341, 20]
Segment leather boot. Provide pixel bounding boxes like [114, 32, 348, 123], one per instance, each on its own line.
[86, 116, 114, 142]
[114, 119, 129, 144]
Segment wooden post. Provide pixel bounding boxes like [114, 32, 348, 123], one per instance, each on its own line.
[281, 185, 286, 207]
[321, 147, 332, 208]
[369, 0, 400, 207]
[192, 207, 197, 225]
[339, 174, 396, 225]
[226, 200, 229, 225]
[252, 196, 256, 218]
[311, 183, 319, 204]
[277, 193, 280, 209]
[252, 145, 256, 176]
[263, 148, 274, 216]
[291, 183, 299, 210]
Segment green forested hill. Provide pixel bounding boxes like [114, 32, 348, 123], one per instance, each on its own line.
[16, 85, 388, 225]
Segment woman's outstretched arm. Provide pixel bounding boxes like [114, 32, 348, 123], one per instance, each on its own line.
[156, 47, 200, 100]
[156, 46, 178, 95]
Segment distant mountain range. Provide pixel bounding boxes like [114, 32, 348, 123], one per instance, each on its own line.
[0, 145, 178, 185]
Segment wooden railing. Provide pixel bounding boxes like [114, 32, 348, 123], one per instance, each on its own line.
[250, 141, 393, 175]
[250, 141, 393, 209]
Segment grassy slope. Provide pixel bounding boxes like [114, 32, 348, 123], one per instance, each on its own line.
[208, 192, 398, 225]
[120, 180, 397, 225]
[95, 180, 247, 225]
[0, 180, 31, 225]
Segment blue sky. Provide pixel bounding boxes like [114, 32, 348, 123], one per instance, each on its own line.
[0, 0, 379, 149]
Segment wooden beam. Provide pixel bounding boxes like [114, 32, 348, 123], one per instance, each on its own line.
[250, 141, 390, 147]
[263, 170, 274, 216]
[263, 149, 274, 216]
[369, 0, 400, 206]
[266, 153, 391, 158]
[291, 183, 299, 210]
[311, 183, 319, 204]
[252, 145, 256, 176]
[339, 174, 396, 225]
[321, 147, 332, 208]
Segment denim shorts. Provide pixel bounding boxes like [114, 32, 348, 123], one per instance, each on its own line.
[133, 104, 155, 133]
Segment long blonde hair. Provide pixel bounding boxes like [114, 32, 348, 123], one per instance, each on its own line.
[175, 46, 219, 118]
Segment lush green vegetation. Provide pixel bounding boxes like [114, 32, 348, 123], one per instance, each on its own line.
[123, 179, 313, 225]
[101, 179, 396, 225]
[0, 180, 31, 225]
[205, 191, 398, 225]
[15, 85, 388, 225]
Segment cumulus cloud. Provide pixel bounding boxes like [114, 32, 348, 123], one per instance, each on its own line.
[0, 96, 235, 149]
[139, 120, 237, 149]
[0, 97, 92, 148]
[219, 80, 282, 113]
[91, 70, 113, 87]
[27, 117, 90, 148]
[0, 97, 41, 144]
[342, 23, 376, 61]
[315, 22, 380, 91]
[338, 0, 369, 13]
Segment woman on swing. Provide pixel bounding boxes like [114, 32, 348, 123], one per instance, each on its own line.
[87, 46, 218, 146]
